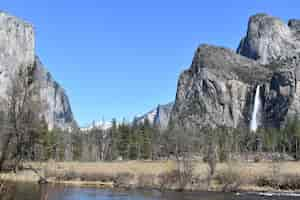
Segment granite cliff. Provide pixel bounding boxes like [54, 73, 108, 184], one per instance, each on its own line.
[237, 14, 300, 65]
[171, 13, 300, 130]
[0, 11, 76, 130]
[135, 102, 174, 130]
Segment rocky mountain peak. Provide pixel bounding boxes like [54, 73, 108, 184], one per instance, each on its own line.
[237, 13, 300, 65]
[0, 10, 33, 28]
[171, 14, 300, 130]
[135, 102, 174, 130]
[171, 44, 267, 129]
[191, 44, 271, 84]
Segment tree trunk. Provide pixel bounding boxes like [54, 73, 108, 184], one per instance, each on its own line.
[0, 133, 13, 171]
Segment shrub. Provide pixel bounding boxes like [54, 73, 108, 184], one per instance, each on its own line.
[0, 181, 14, 200]
[215, 167, 242, 192]
[79, 172, 115, 182]
[254, 155, 261, 163]
[114, 172, 135, 188]
[256, 176, 278, 189]
[55, 170, 79, 181]
[216, 169, 240, 185]
[219, 150, 229, 163]
[280, 175, 300, 190]
[44, 167, 57, 178]
[256, 174, 300, 190]
[137, 173, 154, 188]
[158, 170, 180, 190]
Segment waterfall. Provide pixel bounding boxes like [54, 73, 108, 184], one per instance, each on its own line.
[250, 85, 261, 132]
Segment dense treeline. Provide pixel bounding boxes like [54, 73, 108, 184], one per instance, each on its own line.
[75, 118, 157, 161]
[2, 68, 300, 172]
[2, 109, 300, 170]
[33, 116, 300, 163]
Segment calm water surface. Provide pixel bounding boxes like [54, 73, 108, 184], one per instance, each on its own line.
[2, 183, 300, 200]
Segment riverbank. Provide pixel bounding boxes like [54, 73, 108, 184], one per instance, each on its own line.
[1, 161, 300, 193]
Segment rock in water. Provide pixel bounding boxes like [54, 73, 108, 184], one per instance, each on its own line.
[0, 11, 76, 130]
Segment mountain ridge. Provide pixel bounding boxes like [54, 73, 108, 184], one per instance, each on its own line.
[170, 13, 300, 130]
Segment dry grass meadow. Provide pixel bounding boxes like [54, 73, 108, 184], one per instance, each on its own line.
[1, 160, 300, 192]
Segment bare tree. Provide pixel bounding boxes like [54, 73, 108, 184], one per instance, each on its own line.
[0, 65, 41, 171]
[170, 129, 196, 189]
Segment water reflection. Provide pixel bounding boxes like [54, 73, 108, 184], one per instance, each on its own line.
[2, 182, 300, 200]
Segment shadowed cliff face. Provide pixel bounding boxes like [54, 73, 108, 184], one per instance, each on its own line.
[237, 13, 300, 128]
[262, 55, 300, 128]
[33, 57, 76, 130]
[0, 11, 76, 130]
[171, 14, 300, 130]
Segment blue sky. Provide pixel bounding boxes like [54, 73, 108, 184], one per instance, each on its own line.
[1, 1, 300, 126]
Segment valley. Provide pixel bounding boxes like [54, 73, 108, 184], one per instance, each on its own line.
[1, 9, 300, 199]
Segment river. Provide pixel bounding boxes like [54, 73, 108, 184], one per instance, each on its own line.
[1, 183, 300, 200]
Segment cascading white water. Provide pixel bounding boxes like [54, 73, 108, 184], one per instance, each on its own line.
[250, 85, 261, 132]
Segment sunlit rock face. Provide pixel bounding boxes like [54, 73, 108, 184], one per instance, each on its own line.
[0, 11, 76, 130]
[0, 11, 35, 96]
[153, 102, 174, 130]
[171, 14, 300, 130]
[237, 13, 300, 65]
[135, 102, 174, 130]
[170, 44, 270, 130]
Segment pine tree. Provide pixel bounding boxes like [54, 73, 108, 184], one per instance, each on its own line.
[71, 132, 83, 160]
[42, 129, 59, 160]
[109, 118, 120, 160]
[140, 118, 152, 159]
[128, 120, 139, 160]
[118, 120, 130, 160]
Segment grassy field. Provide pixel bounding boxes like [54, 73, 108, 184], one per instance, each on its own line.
[1, 160, 300, 192]
[33, 160, 176, 177]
